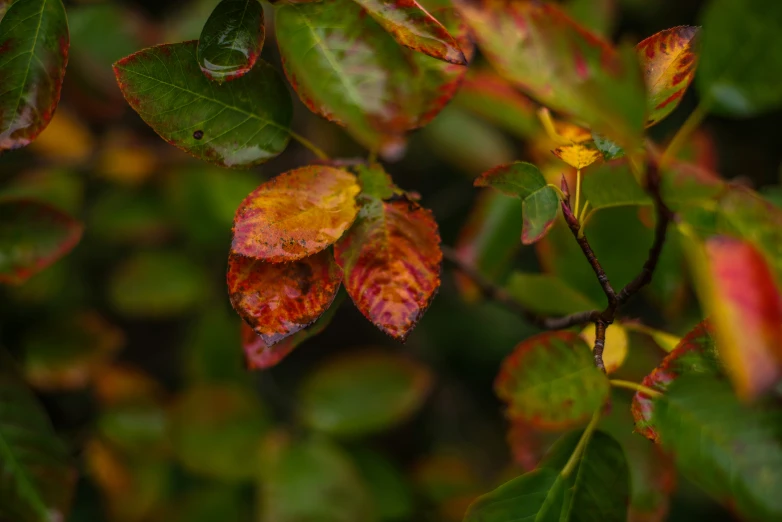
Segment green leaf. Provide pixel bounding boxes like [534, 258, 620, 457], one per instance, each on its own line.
[0, 352, 75, 522]
[197, 0, 265, 83]
[113, 42, 292, 168]
[0, 0, 68, 150]
[697, 0, 782, 116]
[88, 188, 172, 245]
[299, 350, 432, 437]
[474, 162, 559, 244]
[581, 162, 650, 211]
[355, 163, 401, 201]
[0, 199, 83, 285]
[652, 375, 782, 521]
[506, 272, 600, 315]
[259, 435, 374, 522]
[349, 447, 414, 522]
[495, 331, 610, 430]
[591, 131, 625, 161]
[184, 306, 248, 385]
[463, 467, 565, 522]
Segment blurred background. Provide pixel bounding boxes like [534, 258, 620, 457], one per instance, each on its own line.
[1, 0, 780, 520]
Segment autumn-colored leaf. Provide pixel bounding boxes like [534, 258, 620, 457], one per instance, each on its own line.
[227, 250, 342, 345]
[495, 331, 610, 430]
[552, 141, 602, 169]
[474, 162, 559, 244]
[113, 42, 292, 168]
[28, 109, 94, 164]
[197, 0, 265, 83]
[636, 26, 700, 126]
[0, 199, 83, 285]
[351, 0, 466, 65]
[0, 0, 69, 150]
[231, 166, 360, 262]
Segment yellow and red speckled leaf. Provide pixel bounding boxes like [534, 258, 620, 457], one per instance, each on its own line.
[0, 199, 83, 285]
[334, 199, 442, 341]
[353, 0, 466, 65]
[636, 26, 700, 127]
[231, 166, 360, 263]
[495, 330, 609, 430]
[631, 321, 722, 442]
[227, 250, 342, 346]
[0, 0, 69, 150]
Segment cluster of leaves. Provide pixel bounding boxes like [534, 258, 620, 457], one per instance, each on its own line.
[2, 0, 782, 520]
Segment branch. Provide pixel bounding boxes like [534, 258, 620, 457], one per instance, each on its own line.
[440, 245, 597, 330]
[593, 319, 607, 373]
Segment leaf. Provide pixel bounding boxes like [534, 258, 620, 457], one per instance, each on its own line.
[636, 26, 700, 126]
[108, 251, 207, 318]
[171, 384, 270, 480]
[454, 191, 522, 302]
[89, 188, 172, 245]
[231, 166, 360, 262]
[580, 323, 628, 374]
[0, 168, 83, 214]
[0, 0, 68, 150]
[300, 350, 432, 436]
[113, 41, 292, 168]
[184, 307, 248, 385]
[197, 0, 265, 83]
[623, 322, 680, 353]
[686, 235, 782, 400]
[581, 162, 651, 211]
[591, 131, 625, 160]
[0, 352, 75, 522]
[495, 331, 610, 430]
[349, 447, 414, 522]
[631, 320, 722, 442]
[227, 250, 342, 345]
[0, 199, 82, 285]
[23, 311, 124, 391]
[650, 375, 782, 521]
[334, 198, 442, 341]
[28, 109, 94, 164]
[505, 272, 599, 315]
[260, 435, 374, 522]
[474, 162, 560, 244]
[697, 0, 782, 116]
[351, 0, 466, 64]
[452, 0, 646, 149]
[463, 467, 565, 522]
[552, 141, 601, 170]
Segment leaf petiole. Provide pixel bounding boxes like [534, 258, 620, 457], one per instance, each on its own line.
[609, 379, 662, 398]
[547, 183, 567, 201]
[561, 409, 601, 478]
[289, 129, 330, 160]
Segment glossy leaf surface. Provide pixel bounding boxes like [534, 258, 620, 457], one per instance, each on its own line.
[475, 162, 559, 244]
[228, 250, 342, 345]
[0, 199, 82, 285]
[0, 353, 75, 522]
[582, 162, 651, 211]
[464, 467, 565, 522]
[506, 272, 599, 315]
[197, 0, 264, 83]
[0, 0, 68, 150]
[495, 331, 610, 430]
[114, 42, 292, 168]
[636, 26, 699, 126]
[335, 199, 441, 341]
[352, 0, 465, 64]
[231, 166, 360, 262]
[299, 350, 432, 436]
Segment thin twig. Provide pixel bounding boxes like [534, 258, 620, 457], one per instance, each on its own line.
[593, 320, 607, 373]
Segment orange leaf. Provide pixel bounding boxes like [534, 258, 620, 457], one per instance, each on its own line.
[231, 166, 360, 263]
[227, 250, 342, 345]
[636, 26, 700, 126]
[552, 141, 601, 169]
[334, 199, 442, 341]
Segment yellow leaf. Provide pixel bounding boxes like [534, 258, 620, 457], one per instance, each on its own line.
[623, 322, 680, 352]
[29, 109, 93, 163]
[581, 323, 628, 374]
[552, 142, 602, 169]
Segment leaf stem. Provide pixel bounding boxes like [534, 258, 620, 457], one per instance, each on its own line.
[288, 130, 330, 160]
[661, 100, 710, 166]
[574, 169, 582, 218]
[547, 183, 567, 201]
[561, 410, 601, 479]
[609, 379, 662, 399]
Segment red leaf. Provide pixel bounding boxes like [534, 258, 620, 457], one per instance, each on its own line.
[334, 199, 442, 341]
[227, 250, 342, 345]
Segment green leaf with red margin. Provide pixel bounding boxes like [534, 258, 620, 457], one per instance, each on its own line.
[474, 162, 559, 245]
[631, 320, 723, 442]
[113, 42, 292, 168]
[453, 68, 542, 140]
[231, 166, 360, 263]
[227, 249, 342, 346]
[298, 350, 433, 436]
[454, 190, 522, 302]
[0, 0, 68, 150]
[0, 351, 75, 522]
[350, 0, 466, 65]
[495, 331, 610, 430]
[451, 0, 646, 149]
[649, 374, 782, 521]
[685, 235, 782, 400]
[0, 199, 82, 285]
[334, 198, 442, 341]
[241, 293, 342, 369]
[197, 0, 265, 83]
[636, 26, 699, 127]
